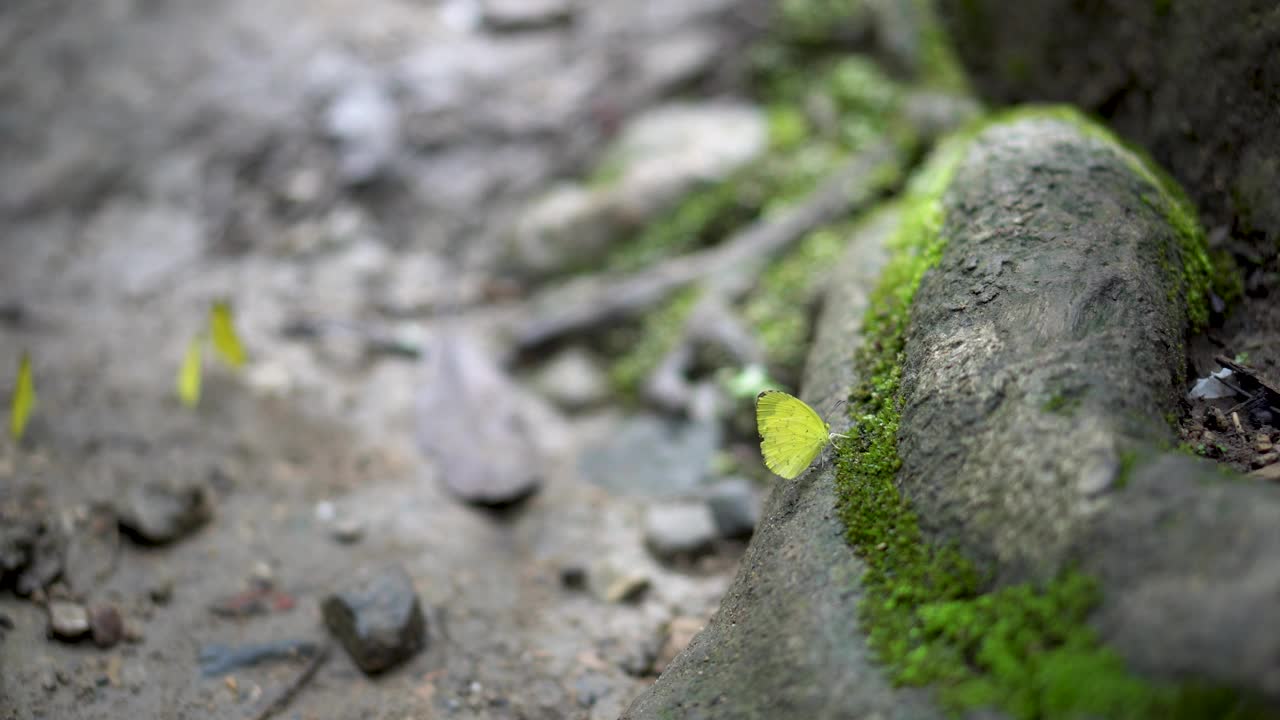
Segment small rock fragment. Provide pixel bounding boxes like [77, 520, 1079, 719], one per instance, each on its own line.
[325, 82, 401, 186]
[331, 517, 365, 544]
[48, 601, 91, 641]
[559, 565, 587, 591]
[617, 634, 659, 677]
[1204, 406, 1229, 432]
[322, 565, 426, 674]
[643, 503, 717, 560]
[17, 524, 64, 597]
[480, 0, 574, 31]
[572, 673, 611, 708]
[1251, 464, 1280, 482]
[63, 504, 120, 597]
[40, 668, 58, 692]
[148, 580, 173, 606]
[530, 347, 609, 410]
[89, 605, 124, 648]
[116, 480, 211, 545]
[1256, 434, 1274, 453]
[703, 478, 760, 540]
[602, 572, 650, 605]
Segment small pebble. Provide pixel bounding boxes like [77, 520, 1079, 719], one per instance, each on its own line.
[559, 565, 587, 591]
[604, 573, 650, 604]
[90, 605, 124, 648]
[40, 669, 58, 692]
[643, 503, 717, 560]
[148, 581, 173, 606]
[48, 601, 91, 641]
[331, 517, 365, 544]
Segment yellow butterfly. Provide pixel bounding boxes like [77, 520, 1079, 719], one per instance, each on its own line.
[755, 390, 845, 479]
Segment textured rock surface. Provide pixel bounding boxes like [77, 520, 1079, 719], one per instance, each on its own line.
[622, 206, 942, 719]
[899, 115, 1280, 699]
[938, 0, 1280, 255]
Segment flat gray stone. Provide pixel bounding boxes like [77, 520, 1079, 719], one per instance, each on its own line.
[48, 601, 90, 641]
[702, 478, 760, 540]
[578, 415, 719, 497]
[643, 503, 717, 560]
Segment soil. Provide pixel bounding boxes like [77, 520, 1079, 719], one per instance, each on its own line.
[1184, 271, 1280, 476]
[0, 1, 757, 718]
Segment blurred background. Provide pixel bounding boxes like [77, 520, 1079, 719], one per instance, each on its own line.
[0, 0, 1275, 718]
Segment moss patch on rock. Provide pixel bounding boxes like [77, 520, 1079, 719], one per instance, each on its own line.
[834, 109, 1260, 719]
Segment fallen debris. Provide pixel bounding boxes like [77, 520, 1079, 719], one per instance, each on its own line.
[198, 638, 322, 677]
[245, 642, 331, 720]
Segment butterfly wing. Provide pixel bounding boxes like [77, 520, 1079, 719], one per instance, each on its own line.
[755, 390, 831, 479]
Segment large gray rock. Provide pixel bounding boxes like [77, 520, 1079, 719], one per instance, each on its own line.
[938, 0, 1280, 257]
[626, 111, 1280, 717]
[899, 113, 1280, 699]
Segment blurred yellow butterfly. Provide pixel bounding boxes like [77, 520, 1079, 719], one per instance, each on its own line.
[755, 390, 845, 479]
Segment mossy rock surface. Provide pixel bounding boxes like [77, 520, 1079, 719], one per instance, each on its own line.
[899, 113, 1280, 701]
[624, 111, 1280, 718]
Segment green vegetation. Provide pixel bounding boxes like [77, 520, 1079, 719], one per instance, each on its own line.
[607, 289, 700, 396]
[1042, 392, 1082, 416]
[834, 111, 1260, 718]
[9, 352, 36, 441]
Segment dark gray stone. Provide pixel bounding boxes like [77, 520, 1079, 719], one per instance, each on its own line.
[702, 478, 760, 540]
[642, 503, 717, 560]
[115, 480, 211, 545]
[322, 565, 426, 675]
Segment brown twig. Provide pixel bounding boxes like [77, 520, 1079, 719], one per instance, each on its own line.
[246, 642, 331, 720]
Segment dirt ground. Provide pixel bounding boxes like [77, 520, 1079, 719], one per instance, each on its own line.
[0, 1, 761, 718]
[1184, 270, 1280, 477]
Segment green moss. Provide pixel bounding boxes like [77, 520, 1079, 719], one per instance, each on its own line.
[775, 0, 867, 46]
[742, 162, 904, 382]
[834, 112, 1260, 719]
[600, 55, 906, 276]
[1042, 393, 1082, 416]
[607, 288, 699, 396]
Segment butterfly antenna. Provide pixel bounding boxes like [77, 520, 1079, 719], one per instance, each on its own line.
[823, 398, 848, 423]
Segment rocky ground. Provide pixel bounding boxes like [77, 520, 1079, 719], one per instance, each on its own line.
[4, 0, 1279, 719]
[0, 1, 780, 717]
